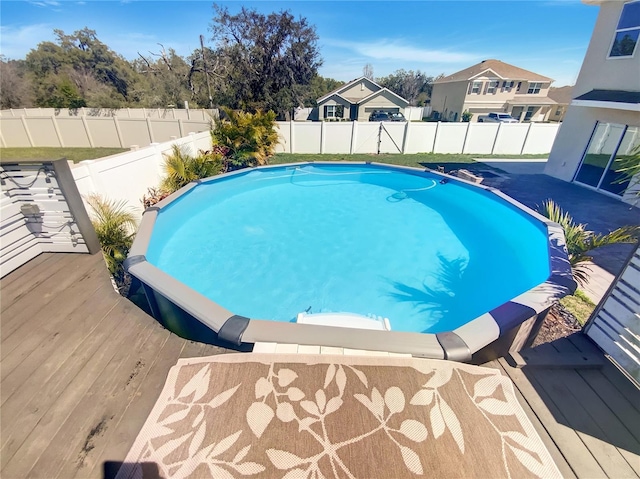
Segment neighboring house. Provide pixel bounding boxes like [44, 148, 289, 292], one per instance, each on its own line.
[545, 0, 640, 205]
[316, 77, 409, 121]
[547, 86, 573, 122]
[430, 59, 557, 122]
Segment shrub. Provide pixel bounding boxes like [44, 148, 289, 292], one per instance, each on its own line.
[211, 107, 278, 170]
[538, 199, 638, 286]
[462, 110, 473, 122]
[86, 194, 137, 292]
[160, 145, 223, 193]
[141, 187, 171, 209]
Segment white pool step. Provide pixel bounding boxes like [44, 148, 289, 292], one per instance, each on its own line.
[296, 312, 391, 331]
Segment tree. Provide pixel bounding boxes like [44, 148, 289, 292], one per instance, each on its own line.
[0, 57, 34, 108]
[363, 63, 374, 80]
[25, 28, 138, 108]
[210, 5, 322, 118]
[377, 69, 434, 106]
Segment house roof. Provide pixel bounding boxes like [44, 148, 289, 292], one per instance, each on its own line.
[547, 86, 574, 104]
[358, 88, 410, 107]
[574, 89, 640, 104]
[435, 59, 553, 84]
[317, 76, 381, 103]
[571, 90, 640, 112]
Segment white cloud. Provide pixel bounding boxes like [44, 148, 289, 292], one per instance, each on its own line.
[325, 38, 481, 64]
[0, 24, 54, 59]
[26, 0, 60, 8]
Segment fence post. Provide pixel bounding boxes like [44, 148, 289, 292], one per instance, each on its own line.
[350, 121, 358, 154]
[0, 127, 6, 147]
[432, 122, 440, 153]
[81, 116, 95, 147]
[20, 116, 35, 147]
[461, 122, 471, 154]
[289, 121, 295, 154]
[189, 132, 198, 155]
[320, 121, 326, 154]
[178, 119, 184, 138]
[520, 122, 534, 155]
[113, 116, 125, 148]
[51, 116, 65, 147]
[490, 122, 502, 154]
[401, 121, 411, 154]
[146, 117, 155, 144]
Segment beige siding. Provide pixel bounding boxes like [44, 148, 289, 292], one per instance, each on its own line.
[357, 90, 405, 120]
[338, 79, 380, 101]
[572, 1, 640, 97]
[317, 95, 351, 120]
[545, 105, 640, 181]
[430, 81, 470, 121]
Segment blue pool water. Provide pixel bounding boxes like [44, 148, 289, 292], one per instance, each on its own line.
[146, 165, 550, 333]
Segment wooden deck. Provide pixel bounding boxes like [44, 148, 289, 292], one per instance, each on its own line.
[1, 253, 639, 478]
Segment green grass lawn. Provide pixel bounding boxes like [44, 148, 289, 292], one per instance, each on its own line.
[272, 152, 548, 169]
[0, 147, 128, 163]
[560, 289, 597, 326]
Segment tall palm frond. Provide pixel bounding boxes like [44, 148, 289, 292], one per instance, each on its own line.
[161, 144, 222, 193]
[86, 194, 137, 283]
[538, 199, 639, 286]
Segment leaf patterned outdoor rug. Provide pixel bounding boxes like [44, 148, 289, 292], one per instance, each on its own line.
[116, 353, 561, 479]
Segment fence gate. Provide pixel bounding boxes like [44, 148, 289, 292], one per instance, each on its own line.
[585, 243, 640, 384]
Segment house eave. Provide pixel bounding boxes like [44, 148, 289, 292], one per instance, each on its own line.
[570, 99, 640, 112]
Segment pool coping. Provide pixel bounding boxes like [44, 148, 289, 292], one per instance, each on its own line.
[124, 161, 576, 362]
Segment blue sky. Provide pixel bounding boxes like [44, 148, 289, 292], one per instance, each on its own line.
[1, 1, 599, 86]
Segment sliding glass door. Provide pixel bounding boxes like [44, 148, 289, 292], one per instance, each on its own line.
[575, 122, 638, 196]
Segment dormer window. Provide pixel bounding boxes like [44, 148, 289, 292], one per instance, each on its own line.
[527, 82, 544, 94]
[609, 1, 640, 58]
[502, 81, 515, 92]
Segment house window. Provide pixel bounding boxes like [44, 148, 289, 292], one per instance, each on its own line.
[502, 81, 515, 92]
[555, 106, 565, 116]
[609, 1, 640, 58]
[516, 82, 523, 93]
[486, 81, 499, 94]
[325, 105, 337, 118]
[527, 82, 543, 94]
[469, 81, 483, 94]
[575, 122, 639, 196]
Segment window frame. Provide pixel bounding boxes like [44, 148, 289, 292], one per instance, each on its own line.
[527, 82, 543, 94]
[502, 81, 515, 92]
[486, 81, 499, 94]
[470, 81, 483, 94]
[607, 1, 640, 59]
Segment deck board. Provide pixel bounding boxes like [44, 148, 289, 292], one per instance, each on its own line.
[1, 253, 639, 478]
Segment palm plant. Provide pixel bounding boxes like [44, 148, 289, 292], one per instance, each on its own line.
[538, 199, 639, 285]
[86, 194, 137, 289]
[211, 107, 278, 169]
[614, 144, 640, 199]
[161, 145, 222, 193]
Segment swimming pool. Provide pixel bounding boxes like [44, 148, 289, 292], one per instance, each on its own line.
[125, 162, 576, 362]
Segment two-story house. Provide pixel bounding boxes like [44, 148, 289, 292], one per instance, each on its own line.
[430, 59, 557, 122]
[544, 0, 639, 205]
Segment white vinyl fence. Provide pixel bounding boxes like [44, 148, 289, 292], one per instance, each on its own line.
[0, 107, 217, 120]
[274, 121, 560, 155]
[0, 113, 212, 148]
[71, 131, 212, 217]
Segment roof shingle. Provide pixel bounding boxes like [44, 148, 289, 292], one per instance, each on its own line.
[435, 59, 553, 83]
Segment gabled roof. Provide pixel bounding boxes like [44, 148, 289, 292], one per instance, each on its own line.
[358, 88, 410, 106]
[317, 76, 382, 103]
[435, 59, 553, 84]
